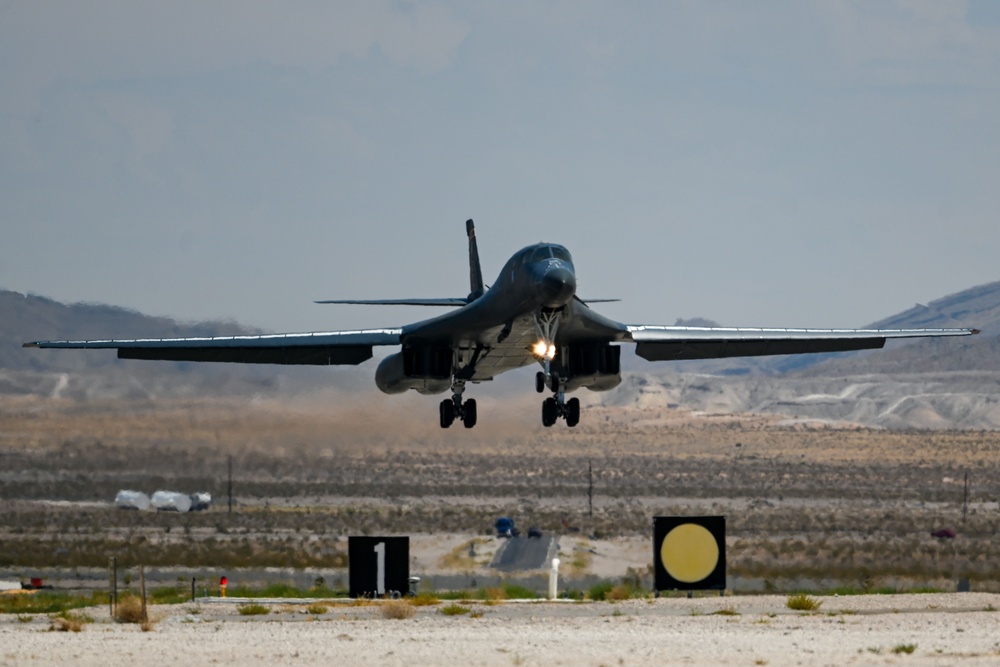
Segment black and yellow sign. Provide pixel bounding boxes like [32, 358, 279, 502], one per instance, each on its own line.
[653, 516, 725, 591]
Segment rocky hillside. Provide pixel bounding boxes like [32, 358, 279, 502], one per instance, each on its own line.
[0, 290, 350, 399]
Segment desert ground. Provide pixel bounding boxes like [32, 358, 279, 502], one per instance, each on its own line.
[1, 393, 999, 664]
[3, 593, 1000, 666]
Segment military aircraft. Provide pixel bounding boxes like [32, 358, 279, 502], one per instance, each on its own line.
[25, 220, 978, 429]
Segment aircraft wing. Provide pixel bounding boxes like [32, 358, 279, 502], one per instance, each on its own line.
[623, 325, 979, 362]
[22, 329, 402, 365]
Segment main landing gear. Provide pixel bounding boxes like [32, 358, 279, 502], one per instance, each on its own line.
[536, 370, 580, 428]
[439, 380, 477, 429]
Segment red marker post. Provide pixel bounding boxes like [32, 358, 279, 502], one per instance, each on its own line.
[220, 576, 228, 598]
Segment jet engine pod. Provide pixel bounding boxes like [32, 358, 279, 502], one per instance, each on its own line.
[375, 346, 452, 395]
[554, 343, 622, 392]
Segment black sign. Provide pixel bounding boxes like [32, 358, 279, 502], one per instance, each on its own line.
[653, 516, 726, 591]
[348, 536, 409, 598]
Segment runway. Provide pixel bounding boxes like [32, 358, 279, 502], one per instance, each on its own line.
[489, 535, 556, 571]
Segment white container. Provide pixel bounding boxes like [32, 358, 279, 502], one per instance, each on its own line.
[151, 490, 192, 512]
[115, 490, 151, 511]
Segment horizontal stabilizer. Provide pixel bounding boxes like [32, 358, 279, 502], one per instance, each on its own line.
[315, 298, 468, 307]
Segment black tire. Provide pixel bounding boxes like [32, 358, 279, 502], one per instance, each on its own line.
[542, 397, 557, 427]
[439, 399, 455, 428]
[535, 371, 545, 393]
[566, 397, 580, 427]
[549, 372, 560, 393]
[463, 398, 477, 428]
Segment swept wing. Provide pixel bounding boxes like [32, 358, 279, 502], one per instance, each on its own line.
[623, 324, 978, 361]
[23, 329, 402, 365]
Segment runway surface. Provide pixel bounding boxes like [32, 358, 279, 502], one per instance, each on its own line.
[489, 535, 556, 571]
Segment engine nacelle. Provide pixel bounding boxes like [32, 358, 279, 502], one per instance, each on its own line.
[556, 343, 621, 392]
[375, 346, 453, 395]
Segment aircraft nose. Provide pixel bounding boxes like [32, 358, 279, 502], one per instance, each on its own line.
[536, 266, 576, 308]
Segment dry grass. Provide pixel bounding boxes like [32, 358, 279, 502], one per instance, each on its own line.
[49, 616, 83, 632]
[786, 594, 822, 611]
[114, 596, 146, 624]
[440, 603, 471, 616]
[380, 600, 415, 620]
[47, 611, 92, 633]
[236, 603, 270, 616]
[409, 593, 440, 606]
[3, 398, 1000, 589]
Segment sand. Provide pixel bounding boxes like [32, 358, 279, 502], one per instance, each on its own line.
[3, 593, 999, 666]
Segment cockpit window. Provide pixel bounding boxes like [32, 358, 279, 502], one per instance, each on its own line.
[520, 244, 574, 265]
[529, 246, 552, 263]
[551, 246, 572, 262]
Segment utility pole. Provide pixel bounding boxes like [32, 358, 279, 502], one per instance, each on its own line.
[963, 471, 969, 525]
[588, 459, 593, 518]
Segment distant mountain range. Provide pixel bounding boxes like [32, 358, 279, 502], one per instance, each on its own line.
[0, 290, 343, 399]
[3, 283, 999, 427]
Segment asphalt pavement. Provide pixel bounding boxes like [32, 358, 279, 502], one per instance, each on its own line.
[489, 535, 556, 571]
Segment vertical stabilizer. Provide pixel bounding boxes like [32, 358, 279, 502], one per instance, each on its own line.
[466, 219, 485, 301]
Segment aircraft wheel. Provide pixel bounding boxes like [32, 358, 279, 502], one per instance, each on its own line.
[542, 397, 557, 427]
[463, 399, 477, 428]
[439, 400, 455, 428]
[549, 372, 560, 393]
[535, 371, 545, 393]
[566, 397, 580, 427]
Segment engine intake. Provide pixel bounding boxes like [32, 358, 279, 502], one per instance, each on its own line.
[375, 346, 453, 395]
[554, 343, 621, 392]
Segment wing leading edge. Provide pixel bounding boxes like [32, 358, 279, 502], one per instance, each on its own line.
[624, 325, 979, 362]
[22, 329, 402, 366]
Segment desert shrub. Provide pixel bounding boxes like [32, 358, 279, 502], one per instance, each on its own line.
[380, 600, 415, 620]
[439, 603, 471, 616]
[786, 594, 822, 611]
[115, 596, 146, 623]
[588, 581, 614, 601]
[49, 616, 83, 632]
[306, 604, 328, 615]
[892, 644, 917, 655]
[605, 579, 647, 601]
[409, 592, 440, 606]
[236, 603, 270, 616]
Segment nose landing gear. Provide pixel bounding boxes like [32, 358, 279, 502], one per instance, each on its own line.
[538, 371, 580, 428]
[439, 380, 477, 429]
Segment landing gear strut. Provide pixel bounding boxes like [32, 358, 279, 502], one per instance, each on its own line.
[531, 308, 579, 427]
[439, 380, 477, 429]
[538, 372, 580, 428]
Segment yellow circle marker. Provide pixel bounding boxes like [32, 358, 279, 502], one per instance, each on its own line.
[659, 523, 719, 584]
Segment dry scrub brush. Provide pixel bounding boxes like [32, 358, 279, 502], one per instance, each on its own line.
[380, 600, 415, 620]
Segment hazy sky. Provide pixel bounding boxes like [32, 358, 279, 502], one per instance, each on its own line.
[3, 1, 999, 334]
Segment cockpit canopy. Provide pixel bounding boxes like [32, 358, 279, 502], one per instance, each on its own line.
[521, 244, 573, 265]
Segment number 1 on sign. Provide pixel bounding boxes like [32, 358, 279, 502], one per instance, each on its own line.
[374, 542, 385, 595]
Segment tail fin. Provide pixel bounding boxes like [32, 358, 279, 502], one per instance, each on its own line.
[466, 219, 485, 301]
